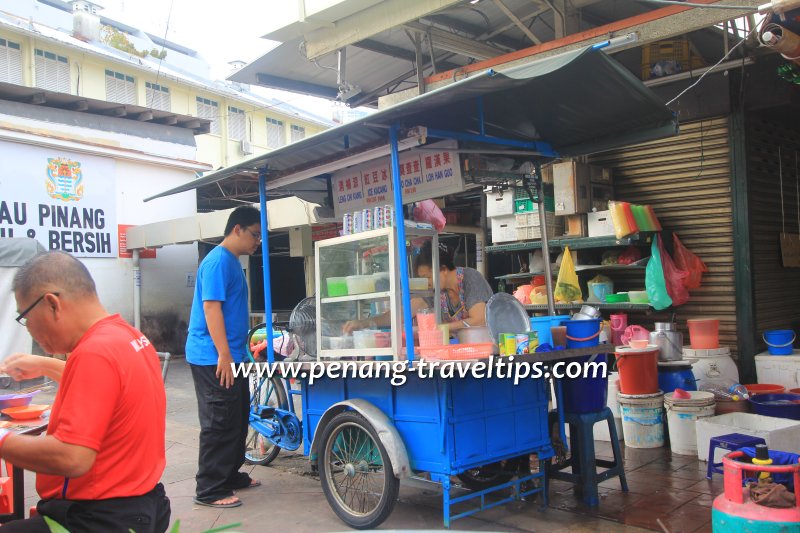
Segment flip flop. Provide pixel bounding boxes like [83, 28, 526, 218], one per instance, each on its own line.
[192, 497, 242, 509]
[228, 472, 261, 490]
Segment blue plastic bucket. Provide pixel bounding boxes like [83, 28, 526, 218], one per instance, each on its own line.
[560, 319, 608, 414]
[763, 330, 796, 355]
[530, 316, 554, 345]
[657, 366, 698, 393]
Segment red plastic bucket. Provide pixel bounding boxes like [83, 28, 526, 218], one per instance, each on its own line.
[744, 383, 786, 396]
[613, 346, 659, 395]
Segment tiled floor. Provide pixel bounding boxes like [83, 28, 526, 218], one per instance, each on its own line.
[547, 440, 725, 532]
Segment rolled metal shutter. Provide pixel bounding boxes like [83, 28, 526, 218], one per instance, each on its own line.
[589, 117, 736, 355]
[747, 115, 800, 351]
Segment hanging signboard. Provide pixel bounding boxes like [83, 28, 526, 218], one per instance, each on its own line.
[0, 142, 117, 257]
[332, 139, 463, 218]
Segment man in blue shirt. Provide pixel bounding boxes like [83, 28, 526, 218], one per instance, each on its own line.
[186, 206, 262, 508]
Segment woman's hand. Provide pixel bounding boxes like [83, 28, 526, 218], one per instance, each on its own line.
[342, 320, 363, 335]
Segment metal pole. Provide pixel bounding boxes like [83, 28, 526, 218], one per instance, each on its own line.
[534, 162, 556, 316]
[389, 124, 416, 362]
[259, 172, 275, 363]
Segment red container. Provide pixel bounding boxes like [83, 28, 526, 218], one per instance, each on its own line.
[613, 347, 659, 395]
[744, 383, 786, 396]
[791, 388, 800, 394]
[687, 318, 720, 349]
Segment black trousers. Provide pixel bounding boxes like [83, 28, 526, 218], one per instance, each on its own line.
[190, 364, 250, 502]
[0, 483, 170, 533]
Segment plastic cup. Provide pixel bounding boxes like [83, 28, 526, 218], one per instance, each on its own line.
[416, 309, 437, 331]
[551, 326, 567, 348]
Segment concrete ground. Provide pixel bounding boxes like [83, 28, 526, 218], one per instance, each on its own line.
[20, 358, 716, 533]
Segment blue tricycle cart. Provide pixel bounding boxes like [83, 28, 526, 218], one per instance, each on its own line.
[153, 44, 675, 529]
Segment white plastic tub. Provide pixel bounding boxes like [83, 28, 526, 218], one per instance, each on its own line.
[346, 275, 376, 294]
[695, 412, 800, 462]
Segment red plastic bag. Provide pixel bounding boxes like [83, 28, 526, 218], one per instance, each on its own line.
[413, 199, 446, 232]
[657, 235, 690, 306]
[672, 234, 708, 290]
[618, 246, 642, 265]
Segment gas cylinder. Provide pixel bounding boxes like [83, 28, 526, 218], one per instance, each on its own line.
[712, 449, 800, 532]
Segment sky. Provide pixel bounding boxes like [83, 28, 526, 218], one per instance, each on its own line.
[100, 0, 359, 121]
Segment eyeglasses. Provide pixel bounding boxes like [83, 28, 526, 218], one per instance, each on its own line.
[247, 229, 262, 242]
[15, 292, 59, 326]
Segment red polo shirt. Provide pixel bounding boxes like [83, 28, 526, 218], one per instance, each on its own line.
[37, 315, 166, 500]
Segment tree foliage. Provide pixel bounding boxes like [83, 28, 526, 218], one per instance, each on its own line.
[101, 26, 167, 60]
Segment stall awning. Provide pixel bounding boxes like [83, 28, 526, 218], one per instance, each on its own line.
[146, 46, 677, 202]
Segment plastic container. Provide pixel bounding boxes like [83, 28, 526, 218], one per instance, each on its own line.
[353, 330, 379, 349]
[614, 346, 660, 395]
[749, 393, 800, 420]
[764, 329, 796, 355]
[372, 272, 390, 292]
[628, 290, 649, 304]
[374, 331, 392, 348]
[745, 384, 786, 396]
[697, 412, 800, 462]
[664, 391, 716, 455]
[325, 336, 354, 350]
[618, 391, 665, 448]
[629, 339, 649, 349]
[420, 343, 493, 361]
[687, 318, 720, 349]
[605, 293, 629, 303]
[409, 277, 429, 291]
[346, 275, 376, 295]
[687, 347, 740, 388]
[326, 276, 348, 297]
[2, 404, 49, 420]
[0, 391, 39, 410]
[714, 398, 750, 416]
[792, 388, 800, 395]
[561, 319, 607, 414]
[419, 329, 445, 348]
[416, 309, 437, 331]
[658, 362, 698, 394]
[530, 316, 554, 346]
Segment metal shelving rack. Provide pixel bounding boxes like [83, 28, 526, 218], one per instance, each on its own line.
[485, 232, 654, 253]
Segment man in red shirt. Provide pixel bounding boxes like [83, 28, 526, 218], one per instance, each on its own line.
[0, 251, 170, 532]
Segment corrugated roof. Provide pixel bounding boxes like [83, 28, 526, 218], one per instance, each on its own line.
[147, 46, 677, 202]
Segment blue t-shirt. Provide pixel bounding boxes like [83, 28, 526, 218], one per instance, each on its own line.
[185, 246, 249, 365]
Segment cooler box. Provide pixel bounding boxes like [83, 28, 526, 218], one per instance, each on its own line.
[755, 352, 800, 391]
[695, 412, 800, 462]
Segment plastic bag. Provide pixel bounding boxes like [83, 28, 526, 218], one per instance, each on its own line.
[645, 234, 672, 310]
[617, 246, 642, 265]
[412, 200, 446, 232]
[657, 235, 690, 306]
[554, 246, 582, 303]
[514, 284, 534, 305]
[673, 234, 708, 290]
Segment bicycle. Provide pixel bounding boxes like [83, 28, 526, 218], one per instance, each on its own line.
[244, 322, 303, 465]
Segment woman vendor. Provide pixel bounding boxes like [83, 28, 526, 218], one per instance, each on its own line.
[343, 241, 493, 334]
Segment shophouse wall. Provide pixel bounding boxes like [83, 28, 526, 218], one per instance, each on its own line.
[0, 100, 201, 354]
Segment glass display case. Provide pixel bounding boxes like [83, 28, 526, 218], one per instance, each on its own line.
[315, 226, 440, 360]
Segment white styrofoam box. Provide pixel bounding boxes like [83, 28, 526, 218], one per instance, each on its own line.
[587, 210, 616, 237]
[755, 352, 800, 391]
[490, 215, 517, 244]
[485, 190, 515, 218]
[695, 412, 800, 462]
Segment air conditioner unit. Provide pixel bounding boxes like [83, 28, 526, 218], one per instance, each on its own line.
[240, 139, 253, 155]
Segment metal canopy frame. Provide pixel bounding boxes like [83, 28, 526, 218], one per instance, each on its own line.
[147, 45, 678, 363]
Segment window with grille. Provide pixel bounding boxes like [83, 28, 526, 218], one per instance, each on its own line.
[145, 82, 170, 111]
[290, 124, 305, 142]
[0, 38, 23, 84]
[266, 117, 285, 148]
[228, 106, 246, 141]
[105, 69, 136, 104]
[34, 49, 70, 93]
[196, 96, 220, 135]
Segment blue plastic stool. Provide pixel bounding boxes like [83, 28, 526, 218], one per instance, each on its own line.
[706, 433, 766, 480]
[547, 407, 628, 506]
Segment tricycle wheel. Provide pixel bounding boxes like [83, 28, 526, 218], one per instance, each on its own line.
[457, 461, 516, 491]
[245, 375, 288, 466]
[318, 411, 399, 530]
